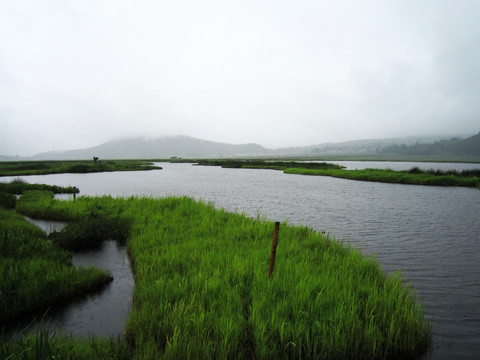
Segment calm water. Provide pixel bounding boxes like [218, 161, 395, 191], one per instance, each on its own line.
[6, 240, 134, 339]
[323, 160, 480, 171]
[24, 216, 66, 235]
[3, 161, 479, 359]
[53, 241, 134, 338]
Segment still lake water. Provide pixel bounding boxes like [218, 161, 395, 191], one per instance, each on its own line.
[4, 161, 480, 359]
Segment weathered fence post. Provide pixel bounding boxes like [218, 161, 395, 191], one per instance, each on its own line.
[269, 222, 280, 278]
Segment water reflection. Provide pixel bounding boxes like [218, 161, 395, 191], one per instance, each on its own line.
[23, 216, 66, 235]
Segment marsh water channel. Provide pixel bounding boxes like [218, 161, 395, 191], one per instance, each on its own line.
[3, 161, 480, 359]
[8, 218, 134, 339]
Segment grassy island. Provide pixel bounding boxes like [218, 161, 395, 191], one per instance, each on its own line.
[194, 159, 480, 188]
[0, 159, 161, 177]
[195, 159, 345, 171]
[2, 190, 431, 359]
[284, 167, 480, 187]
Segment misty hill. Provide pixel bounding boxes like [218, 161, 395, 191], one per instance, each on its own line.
[380, 132, 480, 157]
[11, 133, 478, 160]
[301, 136, 448, 155]
[30, 135, 441, 160]
[0, 155, 23, 161]
[31, 136, 271, 160]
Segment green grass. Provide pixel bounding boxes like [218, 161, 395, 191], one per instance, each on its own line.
[6, 192, 431, 359]
[284, 167, 480, 187]
[0, 178, 79, 195]
[195, 159, 479, 187]
[0, 160, 161, 176]
[14, 190, 76, 221]
[1, 325, 131, 360]
[0, 192, 16, 209]
[124, 197, 430, 359]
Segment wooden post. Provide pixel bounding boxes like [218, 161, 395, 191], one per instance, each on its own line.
[269, 222, 280, 278]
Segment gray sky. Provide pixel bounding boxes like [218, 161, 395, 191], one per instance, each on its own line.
[1, 0, 479, 156]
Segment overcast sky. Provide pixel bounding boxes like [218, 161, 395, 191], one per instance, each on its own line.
[1, 1, 479, 156]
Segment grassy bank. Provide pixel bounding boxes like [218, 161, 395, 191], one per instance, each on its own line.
[5, 192, 431, 359]
[0, 159, 161, 176]
[284, 167, 480, 187]
[0, 178, 79, 195]
[15, 190, 131, 250]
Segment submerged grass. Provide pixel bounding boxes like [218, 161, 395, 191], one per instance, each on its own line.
[7, 192, 432, 359]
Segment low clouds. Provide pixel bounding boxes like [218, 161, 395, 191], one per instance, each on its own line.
[1, 0, 479, 155]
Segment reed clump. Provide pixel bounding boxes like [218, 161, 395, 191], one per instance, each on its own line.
[0, 178, 79, 194]
[49, 206, 132, 251]
[0, 191, 16, 209]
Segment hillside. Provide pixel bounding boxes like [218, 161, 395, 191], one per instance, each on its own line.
[30, 136, 271, 160]
[2, 133, 478, 161]
[380, 132, 480, 157]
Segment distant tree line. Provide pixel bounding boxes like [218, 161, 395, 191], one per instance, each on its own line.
[380, 132, 480, 156]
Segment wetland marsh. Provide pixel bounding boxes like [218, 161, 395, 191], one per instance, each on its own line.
[2, 161, 479, 359]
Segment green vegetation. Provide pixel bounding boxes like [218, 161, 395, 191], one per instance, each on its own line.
[0, 191, 16, 209]
[193, 159, 479, 187]
[4, 191, 431, 359]
[1, 325, 131, 360]
[0, 209, 113, 325]
[284, 167, 480, 187]
[49, 206, 131, 251]
[195, 159, 345, 170]
[0, 159, 161, 176]
[15, 190, 77, 221]
[0, 178, 79, 194]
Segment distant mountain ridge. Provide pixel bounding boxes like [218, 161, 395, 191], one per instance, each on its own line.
[380, 132, 480, 156]
[30, 136, 271, 160]
[1, 133, 478, 160]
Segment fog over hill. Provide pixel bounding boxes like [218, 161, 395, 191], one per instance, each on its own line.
[1, 133, 478, 161]
[30, 136, 271, 160]
[26, 134, 473, 160]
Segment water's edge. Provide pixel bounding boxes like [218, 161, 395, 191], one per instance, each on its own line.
[7, 218, 134, 338]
